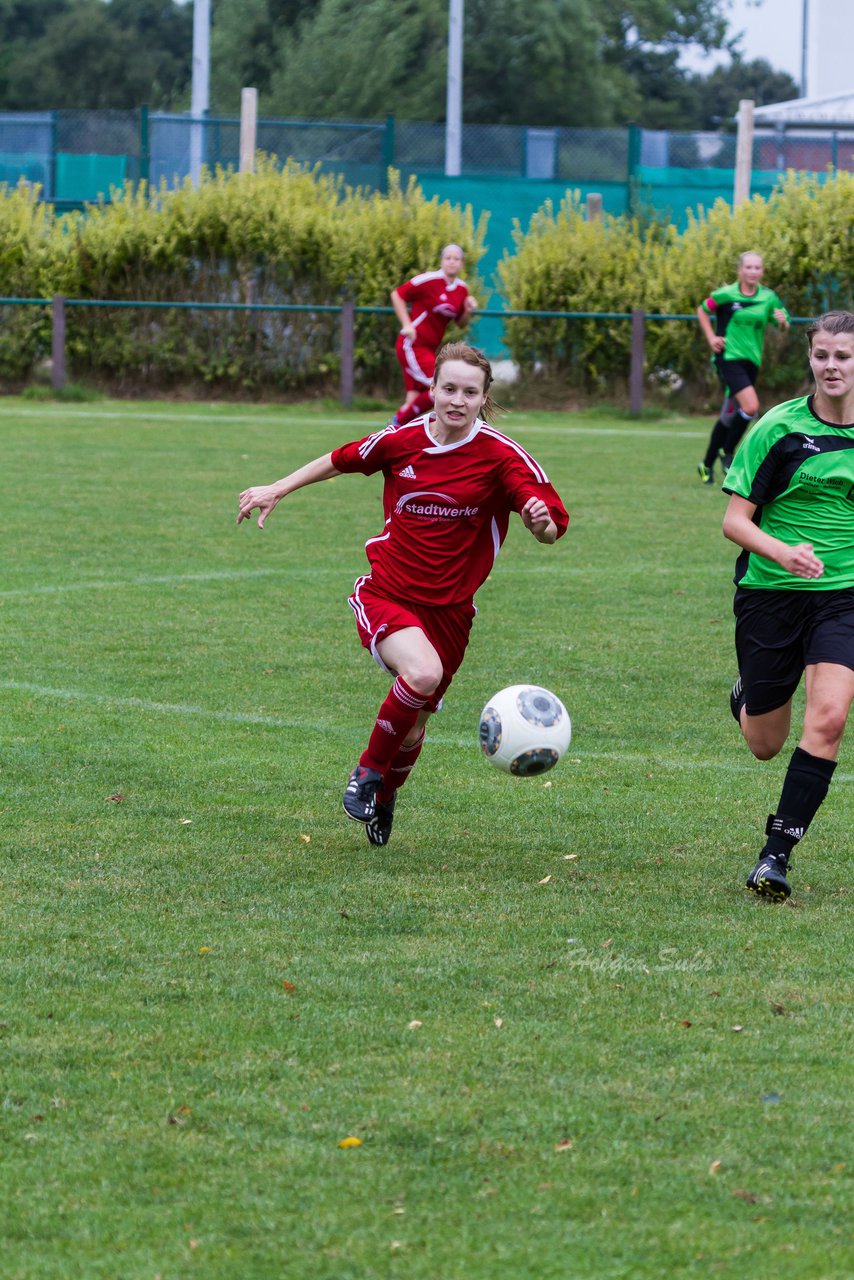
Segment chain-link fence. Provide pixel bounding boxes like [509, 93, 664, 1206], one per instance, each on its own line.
[3, 110, 853, 208]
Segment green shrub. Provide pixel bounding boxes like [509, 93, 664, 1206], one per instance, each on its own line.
[498, 172, 854, 400]
[0, 183, 54, 382]
[0, 162, 486, 395]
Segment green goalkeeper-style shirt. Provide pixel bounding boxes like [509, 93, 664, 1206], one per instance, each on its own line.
[702, 281, 789, 366]
[723, 395, 854, 591]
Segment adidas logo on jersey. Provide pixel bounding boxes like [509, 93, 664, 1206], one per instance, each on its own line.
[399, 465, 417, 479]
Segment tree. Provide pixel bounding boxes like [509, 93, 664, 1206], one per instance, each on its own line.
[0, 0, 191, 110]
[210, 0, 323, 112]
[692, 59, 800, 131]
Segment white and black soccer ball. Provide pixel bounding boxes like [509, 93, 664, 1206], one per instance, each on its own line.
[479, 684, 571, 776]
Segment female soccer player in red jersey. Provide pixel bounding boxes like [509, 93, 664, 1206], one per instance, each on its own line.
[722, 311, 854, 900]
[238, 342, 568, 847]
[390, 244, 479, 427]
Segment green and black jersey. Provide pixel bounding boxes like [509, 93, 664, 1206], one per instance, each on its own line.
[702, 281, 788, 366]
[723, 395, 854, 590]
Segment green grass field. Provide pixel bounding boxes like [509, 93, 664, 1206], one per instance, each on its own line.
[1, 397, 852, 1280]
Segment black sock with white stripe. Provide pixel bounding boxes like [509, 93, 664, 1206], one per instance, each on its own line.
[762, 747, 837, 860]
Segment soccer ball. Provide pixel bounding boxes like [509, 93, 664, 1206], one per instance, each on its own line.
[478, 684, 571, 776]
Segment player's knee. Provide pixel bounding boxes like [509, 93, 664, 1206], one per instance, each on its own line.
[747, 739, 783, 762]
[743, 724, 786, 761]
[404, 659, 443, 696]
[805, 707, 847, 754]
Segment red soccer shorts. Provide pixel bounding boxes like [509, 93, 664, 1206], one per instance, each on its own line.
[348, 575, 476, 711]
[395, 333, 436, 391]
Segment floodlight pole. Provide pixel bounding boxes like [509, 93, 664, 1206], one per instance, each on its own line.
[445, 0, 463, 176]
[190, 0, 211, 185]
[801, 0, 809, 97]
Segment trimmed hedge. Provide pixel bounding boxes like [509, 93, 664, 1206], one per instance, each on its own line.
[2, 165, 853, 399]
[497, 172, 854, 400]
[0, 161, 487, 393]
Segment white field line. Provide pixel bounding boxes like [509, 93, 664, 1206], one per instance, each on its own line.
[0, 567, 310, 598]
[0, 404, 706, 439]
[3, 678, 851, 782]
[0, 563, 614, 600]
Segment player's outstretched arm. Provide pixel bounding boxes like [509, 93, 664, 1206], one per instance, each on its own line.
[391, 289, 416, 339]
[237, 452, 341, 529]
[722, 494, 824, 580]
[697, 304, 724, 353]
[520, 496, 558, 545]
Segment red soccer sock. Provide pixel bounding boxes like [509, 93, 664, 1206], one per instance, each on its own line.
[360, 676, 429, 776]
[379, 728, 426, 803]
[396, 392, 434, 426]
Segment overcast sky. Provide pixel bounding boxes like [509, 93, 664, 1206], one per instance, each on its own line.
[685, 0, 804, 81]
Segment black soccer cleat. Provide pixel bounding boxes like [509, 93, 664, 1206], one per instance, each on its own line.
[342, 764, 383, 823]
[365, 792, 397, 847]
[730, 676, 746, 724]
[746, 851, 791, 902]
[698, 461, 714, 485]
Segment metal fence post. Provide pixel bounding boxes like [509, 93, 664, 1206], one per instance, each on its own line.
[626, 123, 641, 216]
[340, 297, 355, 408]
[52, 296, 66, 390]
[630, 308, 645, 414]
[139, 104, 150, 188]
[381, 114, 395, 192]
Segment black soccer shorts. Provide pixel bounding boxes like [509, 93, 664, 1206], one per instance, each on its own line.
[734, 586, 854, 715]
[715, 356, 759, 397]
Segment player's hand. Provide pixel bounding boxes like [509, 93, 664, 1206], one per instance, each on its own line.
[710, 336, 725, 353]
[237, 485, 281, 529]
[774, 309, 789, 330]
[520, 496, 556, 543]
[401, 323, 416, 339]
[782, 542, 824, 580]
[464, 295, 479, 313]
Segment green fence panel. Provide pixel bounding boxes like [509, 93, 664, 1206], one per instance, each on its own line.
[412, 174, 628, 358]
[0, 151, 49, 190]
[55, 152, 128, 203]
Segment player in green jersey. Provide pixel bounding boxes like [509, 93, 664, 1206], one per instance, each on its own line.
[697, 252, 789, 485]
[722, 310, 854, 900]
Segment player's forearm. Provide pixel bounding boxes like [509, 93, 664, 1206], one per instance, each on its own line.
[390, 291, 411, 330]
[723, 508, 794, 567]
[274, 453, 340, 497]
[697, 308, 716, 347]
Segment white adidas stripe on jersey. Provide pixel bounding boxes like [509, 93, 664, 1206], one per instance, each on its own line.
[480, 424, 550, 483]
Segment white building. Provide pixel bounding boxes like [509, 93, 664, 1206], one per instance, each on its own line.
[805, 0, 854, 100]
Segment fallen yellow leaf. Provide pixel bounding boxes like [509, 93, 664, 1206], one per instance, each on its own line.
[539, 875, 552, 885]
[407, 1020, 423, 1031]
[299, 834, 311, 844]
[198, 946, 211, 955]
[338, 1136, 362, 1149]
[554, 1138, 573, 1152]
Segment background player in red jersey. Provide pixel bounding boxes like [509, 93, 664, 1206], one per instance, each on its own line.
[390, 244, 479, 427]
[238, 342, 568, 847]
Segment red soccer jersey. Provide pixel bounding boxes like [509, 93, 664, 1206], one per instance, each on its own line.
[396, 271, 470, 350]
[330, 416, 569, 607]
